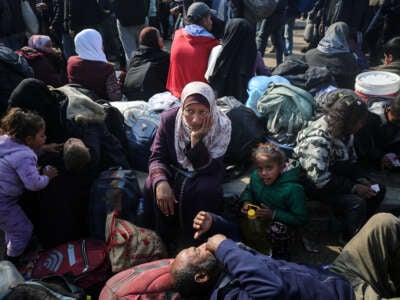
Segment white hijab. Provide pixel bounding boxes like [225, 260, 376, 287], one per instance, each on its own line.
[74, 29, 108, 63]
[174, 81, 231, 171]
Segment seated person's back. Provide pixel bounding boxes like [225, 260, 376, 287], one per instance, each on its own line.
[305, 22, 360, 89]
[16, 35, 67, 88]
[67, 29, 122, 101]
[166, 2, 219, 98]
[124, 27, 170, 101]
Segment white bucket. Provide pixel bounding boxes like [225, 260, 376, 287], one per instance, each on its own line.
[355, 71, 400, 97]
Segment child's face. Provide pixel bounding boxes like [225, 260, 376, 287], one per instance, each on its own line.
[384, 53, 393, 65]
[255, 154, 285, 186]
[25, 127, 46, 151]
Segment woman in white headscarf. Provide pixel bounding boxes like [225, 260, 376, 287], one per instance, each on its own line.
[305, 22, 361, 89]
[143, 81, 231, 252]
[67, 28, 122, 101]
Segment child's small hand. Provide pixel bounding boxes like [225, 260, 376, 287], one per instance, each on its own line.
[43, 166, 58, 179]
[241, 202, 251, 214]
[256, 204, 273, 221]
[193, 211, 213, 239]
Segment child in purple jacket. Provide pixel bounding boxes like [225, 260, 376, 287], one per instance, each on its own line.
[0, 108, 58, 261]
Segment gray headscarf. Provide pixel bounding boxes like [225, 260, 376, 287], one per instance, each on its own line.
[317, 22, 350, 54]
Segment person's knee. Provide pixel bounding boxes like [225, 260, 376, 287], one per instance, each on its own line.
[368, 212, 399, 227]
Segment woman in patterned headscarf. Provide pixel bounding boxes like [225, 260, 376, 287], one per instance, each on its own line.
[16, 35, 66, 87]
[143, 81, 231, 252]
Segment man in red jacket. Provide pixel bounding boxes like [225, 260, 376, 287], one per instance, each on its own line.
[166, 2, 220, 98]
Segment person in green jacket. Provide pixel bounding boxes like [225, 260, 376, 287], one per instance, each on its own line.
[240, 142, 308, 259]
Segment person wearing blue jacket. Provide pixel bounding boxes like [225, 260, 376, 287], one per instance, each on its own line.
[170, 212, 400, 299]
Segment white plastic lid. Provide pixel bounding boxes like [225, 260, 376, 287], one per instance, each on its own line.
[355, 71, 400, 96]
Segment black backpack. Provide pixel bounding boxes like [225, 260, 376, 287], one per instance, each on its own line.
[89, 168, 142, 240]
[95, 99, 129, 150]
[217, 96, 265, 168]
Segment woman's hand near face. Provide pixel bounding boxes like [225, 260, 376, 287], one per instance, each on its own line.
[190, 115, 213, 148]
[155, 181, 176, 216]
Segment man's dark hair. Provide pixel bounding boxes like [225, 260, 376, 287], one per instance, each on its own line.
[171, 255, 221, 298]
[383, 37, 400, 61]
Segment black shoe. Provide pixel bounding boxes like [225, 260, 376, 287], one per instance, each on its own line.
[301, 46, 310, 53]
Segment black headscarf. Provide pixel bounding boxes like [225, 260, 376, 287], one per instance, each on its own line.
[208, 18, 257, 102]
[8, 78, 65, 143]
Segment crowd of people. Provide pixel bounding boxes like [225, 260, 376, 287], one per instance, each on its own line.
[1, 0, 400, 299]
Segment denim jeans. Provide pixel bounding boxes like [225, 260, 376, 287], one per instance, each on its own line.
[255, 12, 285, 66]
[323, 193, 367, 240]
[284, 16, 296, 56]
[116, 19, 145, 64]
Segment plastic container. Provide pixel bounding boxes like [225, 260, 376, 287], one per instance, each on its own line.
[355, 71, 400, 101]
[240, 209, 271, 255]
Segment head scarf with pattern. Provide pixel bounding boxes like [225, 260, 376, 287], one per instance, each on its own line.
[317, 22, 350, 54]
[174, 81, 231, 170]
[28, 35, 51, 51]
[74, 29, 107, 63]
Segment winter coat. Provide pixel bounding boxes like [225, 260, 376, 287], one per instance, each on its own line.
[166, 28, 219, 98]
[0, 135, 49, 200]
[124, 46, 170, 101]
[63, 0, 107, 32]
[294, 116, 359, 194]
[210, 239, 354, 300]
[67, 56, 121, 101]
[16, 47, 66, 87]
[305, 49, 360, 89]
[375, 61, 400, 76]
[240, 164, 308, 227]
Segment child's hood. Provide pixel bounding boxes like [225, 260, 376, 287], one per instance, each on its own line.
[276, 160, 301, 185]
[0, 135, 32, 159]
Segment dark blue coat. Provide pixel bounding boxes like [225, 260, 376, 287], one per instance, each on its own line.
[211, 239, 354, 299]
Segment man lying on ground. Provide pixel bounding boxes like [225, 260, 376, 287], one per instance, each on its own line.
[170, 211, 400, 299]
